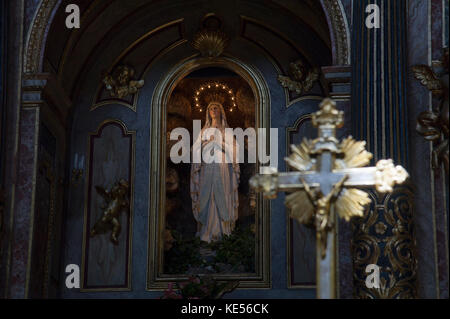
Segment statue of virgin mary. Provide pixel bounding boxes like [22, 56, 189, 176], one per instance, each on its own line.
[190, 102, 240, 243]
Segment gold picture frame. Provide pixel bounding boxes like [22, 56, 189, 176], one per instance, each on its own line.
[148, 55, 272, 290]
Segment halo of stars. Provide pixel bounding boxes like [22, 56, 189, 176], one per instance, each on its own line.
[194, 82, 237, 113]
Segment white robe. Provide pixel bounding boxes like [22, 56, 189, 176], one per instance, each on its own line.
[190, 130, 240, 242]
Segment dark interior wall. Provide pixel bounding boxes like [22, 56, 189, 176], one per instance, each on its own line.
[41, 0, 332, 101]
[3, 0, 351, 299]
[55, 0, 332, 298]
[0, 0, 6, 183]
[407, 0, 449, 299]
[8, 0, 446, 300]
[0, 0, 6, 269]
[0, 0, 25, 298]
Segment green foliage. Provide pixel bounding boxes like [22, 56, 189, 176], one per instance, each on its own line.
[164, 231, 204, 274]
[209, 226, 255, 272]
[164, 226, 255, 274]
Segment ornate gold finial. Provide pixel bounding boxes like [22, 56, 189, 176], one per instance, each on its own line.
[278, 60, 320, 95]
[250, 97, 410, 298]
[192, 14, 229, 58]
[251, 98, 409, 262]
[249, 167, 279, 199]
[374, 159, 409, 193]
[103, 65, 144, 99]
[312, 98, 344, 128]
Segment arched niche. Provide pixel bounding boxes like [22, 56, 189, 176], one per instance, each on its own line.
[148, 55, 271, 289]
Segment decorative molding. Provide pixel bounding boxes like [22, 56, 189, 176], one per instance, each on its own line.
[320, 0, 350, 65]
[81, 119, 135, 292]
[349, 0, 418, 299]
[352, 187, 418, 299]
[24, 0, 60, 73]
[192, 29, 229, 58]
[22, 73, 71, 129]
[25, 1, 351, 74]
[192, 14, 229, 58]
[412, 48, 449, 174]
[320, 65, 352, 101]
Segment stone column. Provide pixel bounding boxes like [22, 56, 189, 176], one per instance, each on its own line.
[351, 0, 418, 298]
[5, 74, 69, 298]
[0, 0, 26, 299]
[408, 0, 449, 299]
[321, 65, 354, 298]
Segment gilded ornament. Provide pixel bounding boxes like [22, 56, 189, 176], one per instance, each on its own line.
[335, 188, 371, 221]
[298, 175, 348, 258]
[412, 48, 449, 173]
[374, 160, 409, 193]
[374, 222, 387, 235]
[249, 167, 278, 199]
[284, 140, 316, 172]
[278, 60, 320, 95]
[335, 137, 372, 169]
[192, 29, 229, 58]
[352, 189, 417, 299]
[251, 98, 409, 259]
[311, 98, 343, 128]
[192, 14, 229, 58]
[250, 97, 409, 298]
[90, 179, 130, 245]
[103, 66, 144, 99]
[412, 65, 442, 94]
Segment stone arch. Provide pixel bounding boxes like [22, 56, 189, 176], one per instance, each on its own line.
[320, 0, 351, 65]
[24, 0, 351, 74]
[23, 0, 60, 73]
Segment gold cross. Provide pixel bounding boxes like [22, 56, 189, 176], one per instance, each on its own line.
[250, 98, 409, 298]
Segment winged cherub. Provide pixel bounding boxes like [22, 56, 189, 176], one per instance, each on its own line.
[90, 179, 130, 245]
[103, 66, 144, 99]
[278, 60, 320, 95]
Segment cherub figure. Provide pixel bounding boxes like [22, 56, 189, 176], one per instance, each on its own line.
[103, 66, 144, 99]
[90, 179, 130, 245]
[278, 59, 320, 95]
[300, 175, 348, 258]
